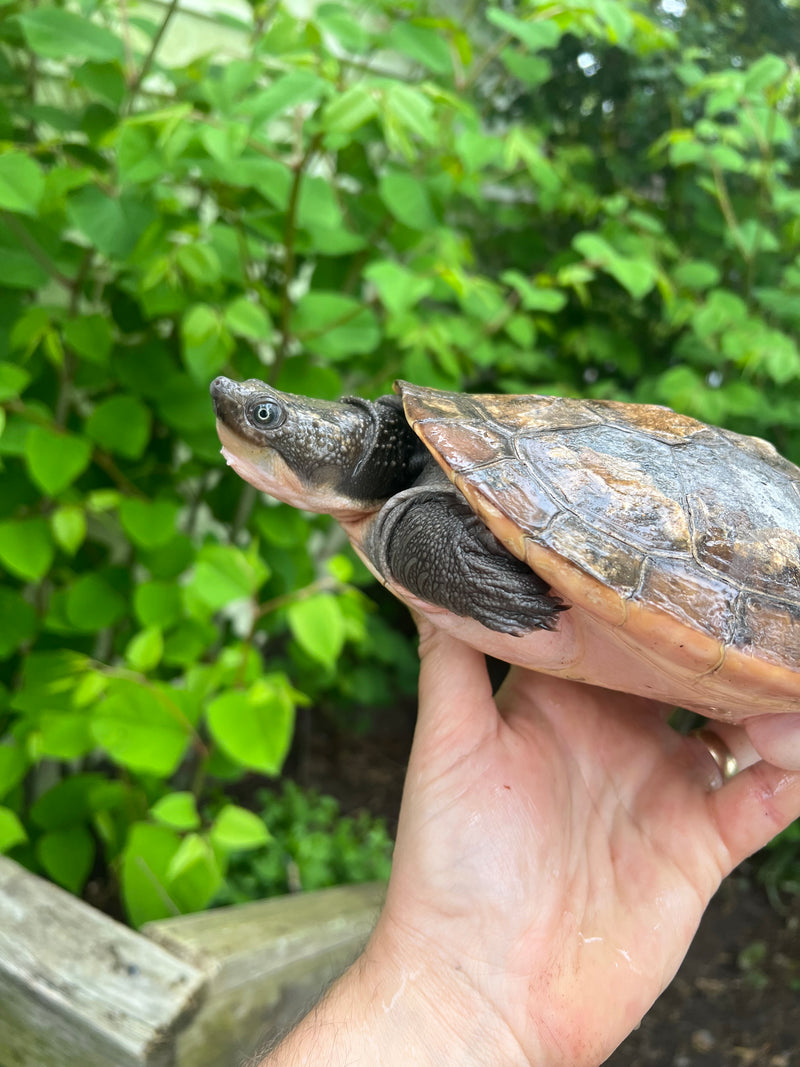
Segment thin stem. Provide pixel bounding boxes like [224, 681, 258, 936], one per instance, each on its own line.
[463, 31, 513, 91]
[126, 0, 181, 113]
[710, 163, 749, 262]
[274, 131, 324, 379]
[116, 0, 136, 75]
[1, 212, 75, 291]
[254, 576, 339, 621]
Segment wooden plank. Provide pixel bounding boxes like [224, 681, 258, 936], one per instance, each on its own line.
[145, 881, 386, 1067]
[0, 857, 207, 1067]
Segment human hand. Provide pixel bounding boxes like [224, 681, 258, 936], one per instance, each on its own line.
[367, 626, 800, 1067]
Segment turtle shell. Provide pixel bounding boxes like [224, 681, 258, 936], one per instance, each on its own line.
[397, 382, 800, 713]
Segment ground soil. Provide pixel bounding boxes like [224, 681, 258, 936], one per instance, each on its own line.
[296, 701, 800, 1067]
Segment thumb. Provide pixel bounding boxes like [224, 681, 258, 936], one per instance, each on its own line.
[743, 713, 800, 770]
[413, 618, 497, 752]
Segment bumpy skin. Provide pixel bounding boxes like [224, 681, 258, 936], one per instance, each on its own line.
[363, 467, 562, 636]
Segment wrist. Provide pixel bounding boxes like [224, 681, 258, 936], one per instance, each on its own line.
[260, 916, 531, 1066]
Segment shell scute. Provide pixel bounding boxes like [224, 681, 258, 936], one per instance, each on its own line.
[733, 594, 800, 664]
[544, 513, 644, 595]
[634, 557, 736, 642]
[454, 459, 560, 535]
[513, 429, 692, 555]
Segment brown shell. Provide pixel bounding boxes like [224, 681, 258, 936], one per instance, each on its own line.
[397, 382, 800, 697]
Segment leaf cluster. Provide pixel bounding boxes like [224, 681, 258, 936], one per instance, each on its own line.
[1, 0, 798, 923]
[214, 781, 393, 905]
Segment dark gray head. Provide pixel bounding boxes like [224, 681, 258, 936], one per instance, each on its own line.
[210, 377, 428, 516]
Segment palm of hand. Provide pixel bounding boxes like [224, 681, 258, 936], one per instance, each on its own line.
[379, 631, 800, 1066]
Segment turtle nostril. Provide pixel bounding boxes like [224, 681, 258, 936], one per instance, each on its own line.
[210, 376, 232, 399]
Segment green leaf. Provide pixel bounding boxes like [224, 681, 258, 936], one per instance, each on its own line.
[37, 825, 95, 894]
[500, 50, 552, 88]
[73, 61, 127, 108]
[735, 219, 780, 257]
[0, 745, 28, 800]
[210, 804, 270, 851]
[0, 153, 45, 215]
[317, 2, 370, 52]
[501, 271, 567, 312]
[0, 363, 31, 401]
[0, 518, 54, 581]
[378, 171, 437, 230]
[162, 619, 217, 667]
[321, 84, 379, 134]
[486, 8, 561, 51]
[224, 297, 273, 341]
[0, 587, 37, 657]
[25, 426, 92, 495]
[63, 314, 113, 365]
[18, 9, 124, 61]
[121, 822, 181, 926]
[572, 233, 657, 300]
[235, 71, 328, 125]
[381, 84, 437, 150]
[293, 291, 380, 360]
[388, 22, 452, 75]
[0, 807, 27, 853]
[30, 776, 125, 834]
[67, 187, 151, 260]
[188, 543, 268, 611]
[65, 573, 126, 632]
[125, 626, 164, 672]
[50, 505, 87, 556]
[176, 244, 222, 285]
[134, 581, 183, 628]
[207, 677, 295, 775]
[744, 54, 787, 94]
[119, 497, 180, 548]
[673, 260, 721, 291]
[11, 651, 90, 717]
[287, 593, 345, 668]
[37, 710, 93, 761]
[151, 791, 201, 831]
[92, 678, 191, 777]
[86, 395, 152, 459]
[165, 833, 222, 910]
[365, 260, 434, 315]
[297, 176, 344, 232]
[180, 304, 233, 382]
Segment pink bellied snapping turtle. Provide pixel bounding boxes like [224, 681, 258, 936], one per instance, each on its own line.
[210, 376, 800, 721]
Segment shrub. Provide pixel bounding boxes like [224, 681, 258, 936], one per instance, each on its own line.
[0, 0, 797, 923]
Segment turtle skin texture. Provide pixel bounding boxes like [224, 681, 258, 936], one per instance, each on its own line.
[395, 382, 800, 716]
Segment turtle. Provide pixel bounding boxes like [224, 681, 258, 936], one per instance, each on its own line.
[210, 375, 800, 722]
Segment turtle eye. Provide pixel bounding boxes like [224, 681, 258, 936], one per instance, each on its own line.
[249, 398, 284, 429]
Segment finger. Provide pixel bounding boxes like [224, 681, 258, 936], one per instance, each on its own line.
[743, 713, 800, 770]
[414, 619, 497, 752]
[708, 760, 800, 869]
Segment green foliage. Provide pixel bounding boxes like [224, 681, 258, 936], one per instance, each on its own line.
[214, 782, 394, 904]
[1, 0, 798, 925]
[757, 821, 800, 907]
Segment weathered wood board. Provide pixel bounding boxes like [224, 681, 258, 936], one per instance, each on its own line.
[145, 881, 386, 1067]
[0, 855, 385, 1067]
[0, 856, 207, 1067]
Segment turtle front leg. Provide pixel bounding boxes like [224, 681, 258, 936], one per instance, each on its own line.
[362, 483, 564, 637]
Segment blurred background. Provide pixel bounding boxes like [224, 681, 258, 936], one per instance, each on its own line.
[0, 0, 798, 1060]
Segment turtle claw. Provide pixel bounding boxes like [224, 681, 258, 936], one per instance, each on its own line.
[363, 482, 565, 636]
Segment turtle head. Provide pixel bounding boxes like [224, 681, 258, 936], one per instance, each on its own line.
[210, 376, 427, 517]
